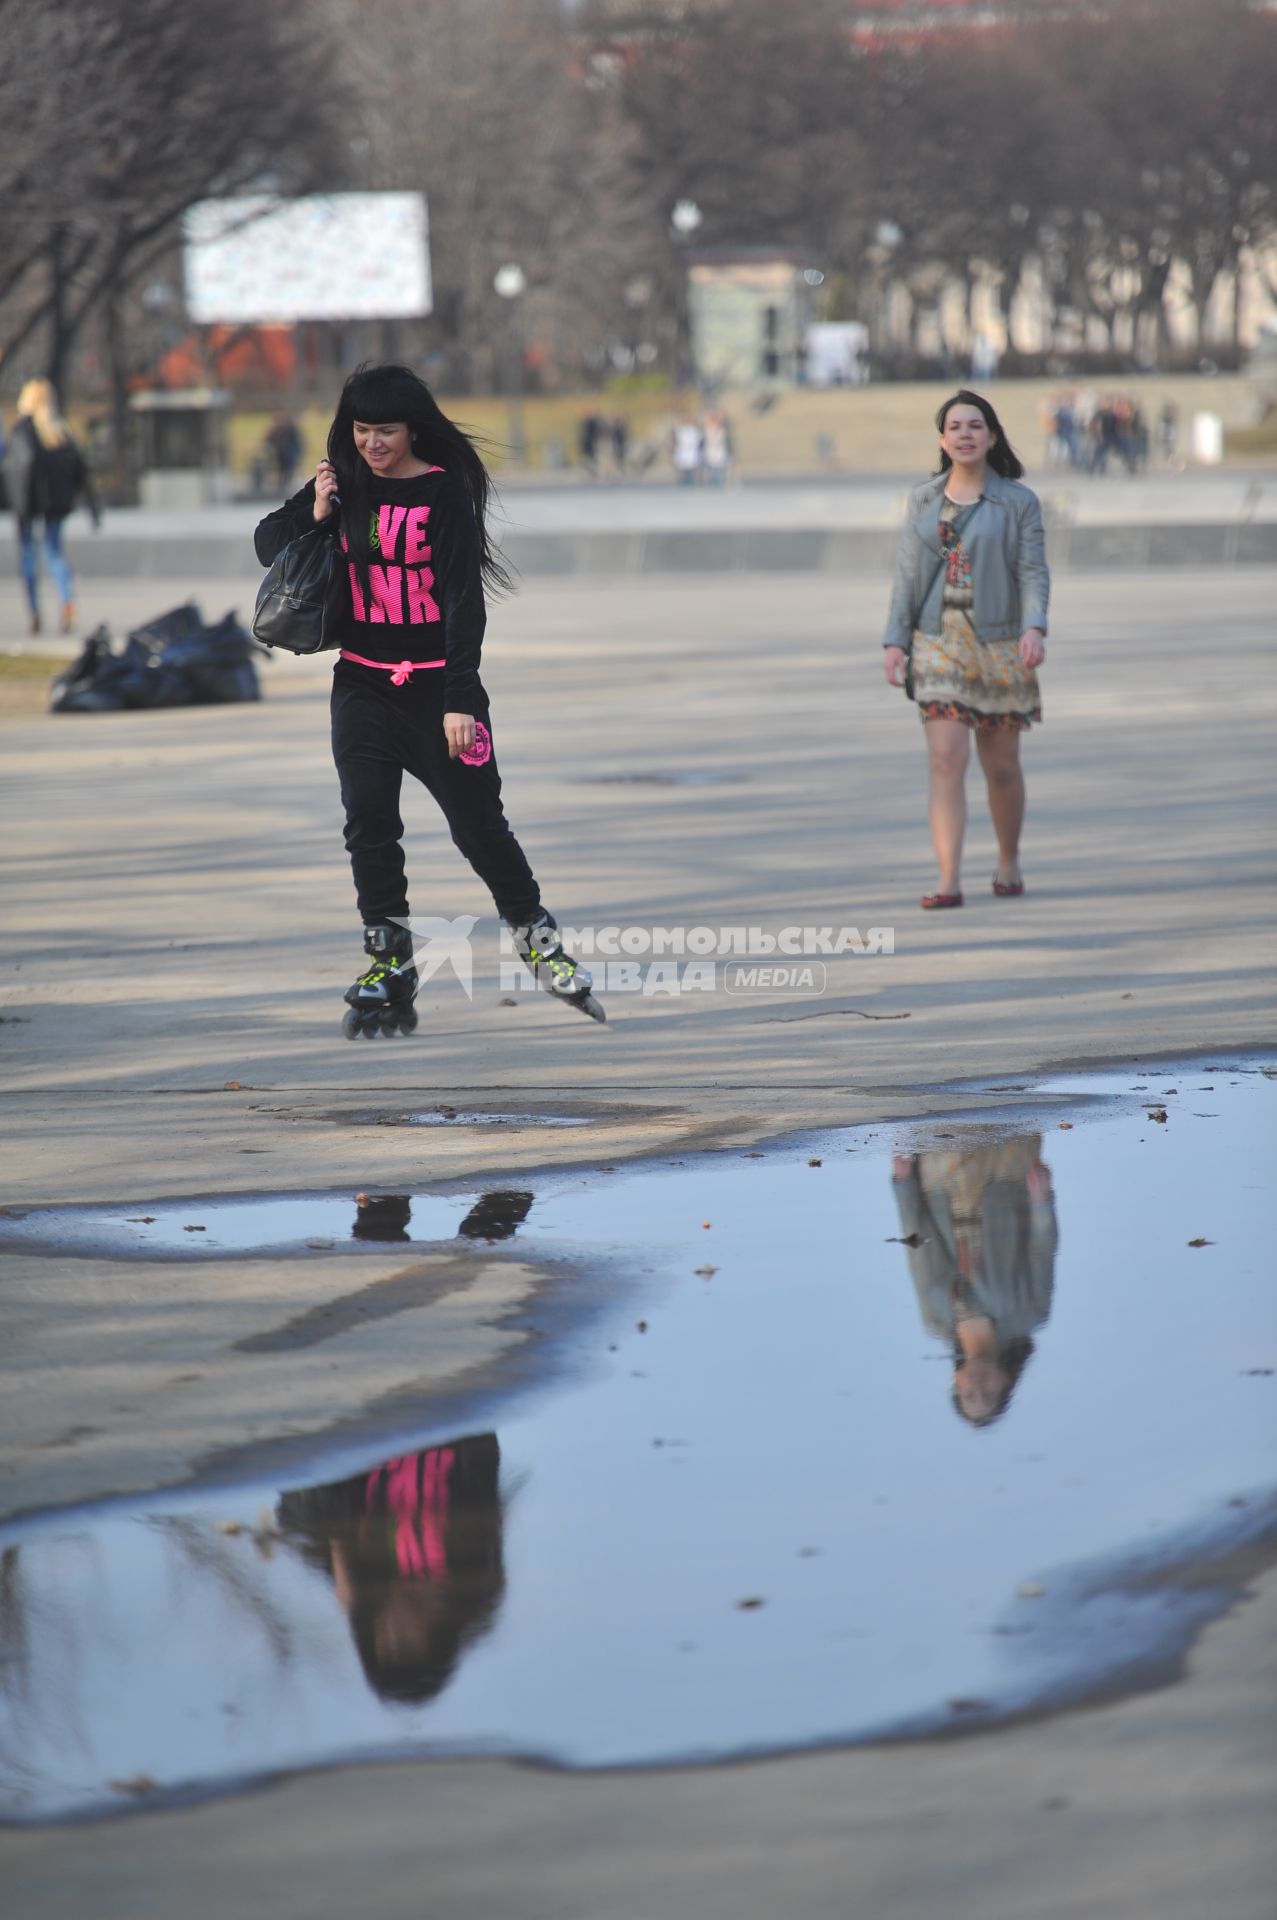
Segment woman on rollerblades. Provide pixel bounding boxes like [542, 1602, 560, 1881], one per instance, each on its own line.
[255, 363, 602, 1036]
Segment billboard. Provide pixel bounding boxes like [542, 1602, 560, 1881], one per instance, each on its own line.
[183, 193, 431, 324]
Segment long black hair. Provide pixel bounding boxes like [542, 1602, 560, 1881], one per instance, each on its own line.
[935, 389, 1024, 480]
[327, 363, 513, 601]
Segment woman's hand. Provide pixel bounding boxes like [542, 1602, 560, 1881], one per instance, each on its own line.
[313, 461, 339, 522]
[884, 645, 908, 688]
[444, 712, 476, 759]
[1019, 627, 1046, 668]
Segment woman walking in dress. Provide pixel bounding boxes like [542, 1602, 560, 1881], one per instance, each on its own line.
[882, 391, 1048, 909]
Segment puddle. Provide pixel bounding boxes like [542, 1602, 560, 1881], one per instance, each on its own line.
[1, 1059, 1274, 1820]
[0, 1188, 541, 1258]
[335, 1107, 592, 1131]
[403, 1110, 590, 1129]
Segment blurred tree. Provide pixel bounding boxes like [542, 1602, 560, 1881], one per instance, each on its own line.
[0, 0, 341, 395]
[319, 0, 659, 391]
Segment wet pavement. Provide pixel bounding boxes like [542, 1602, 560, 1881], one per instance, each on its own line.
[1, 1059, 1273, 1822]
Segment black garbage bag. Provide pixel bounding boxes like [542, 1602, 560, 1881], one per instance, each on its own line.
[49, 605, 264, 712]
[148, 610, 263, 706]
[49, 626, 125, 712]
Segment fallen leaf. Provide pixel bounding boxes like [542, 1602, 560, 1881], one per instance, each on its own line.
[499, 997, 517, 1007]
[636, 1320, 648, 1333]
[1187, 1237, 1214, 1247]
[1017, 1581, 1046, 1599]
[702, 1221, 712, 1229]
[694, 1265, 717, 1277]
[215, 1521, 244, 1536]
[1240, 1368, 1274, 1377]
[947, 1698, 990, 1715]
[1147, 1108, 1168, 1123]
[109, 1775, 159, 1797]
[126, 1216, 156, 1224]
[305, 1238, 334, 1250]
[1058, 1121, 1073, 1130]
[808, 1157, 822, 1167]
[223, 1080, 243, 1091]
[1120, 992, 1134, 999]
[735, 1596, 766, 1611]
[183, 1224, 206, 1233]
[886, 1232, 928, 1248]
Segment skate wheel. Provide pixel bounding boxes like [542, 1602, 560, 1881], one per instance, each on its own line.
[341, 1008, 362, 1040]
[577, 992, 606, 1023]
[397, 1006, 419, 1035]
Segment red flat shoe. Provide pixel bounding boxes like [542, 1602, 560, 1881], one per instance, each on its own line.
[920, 891, 964, 910]
[992, 876, 1025, 897]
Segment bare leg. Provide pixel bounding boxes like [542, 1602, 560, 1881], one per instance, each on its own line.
[924, 716, 971, 895]
[976, 726, 1026, 886]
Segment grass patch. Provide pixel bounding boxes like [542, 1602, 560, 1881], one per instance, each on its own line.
[0, 652, 73, 679]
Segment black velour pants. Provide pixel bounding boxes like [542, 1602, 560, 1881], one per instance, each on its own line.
[330, 660, 540, 927]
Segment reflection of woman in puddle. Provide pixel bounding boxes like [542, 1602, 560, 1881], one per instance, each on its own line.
[891, 1135, 1058, 1426]
[278, 1433, 503, 1704]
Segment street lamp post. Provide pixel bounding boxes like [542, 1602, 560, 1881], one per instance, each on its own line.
[493, 262, 527, 467]
[668, 200, 703, 389]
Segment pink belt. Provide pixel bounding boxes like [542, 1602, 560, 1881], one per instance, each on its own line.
[340, 649, 446, 686]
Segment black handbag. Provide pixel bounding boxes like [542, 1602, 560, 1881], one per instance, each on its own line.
[252, 522, 344, 655]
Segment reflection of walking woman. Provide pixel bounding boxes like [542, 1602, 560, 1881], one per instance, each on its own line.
[892, 1137, 1057, 1427]
[883, 391, 1049, 909]
[4, 379, 100, 635]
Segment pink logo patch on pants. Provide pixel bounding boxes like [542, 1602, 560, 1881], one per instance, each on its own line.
[460, 720, 492, 767]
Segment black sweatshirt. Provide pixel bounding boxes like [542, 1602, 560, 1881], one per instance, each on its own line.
[253, 469, 486, 711]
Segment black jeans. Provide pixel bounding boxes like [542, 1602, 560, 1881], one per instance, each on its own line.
[330, 661, 540, 926]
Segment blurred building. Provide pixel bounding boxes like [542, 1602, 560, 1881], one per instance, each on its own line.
[686, 251, 827, 389]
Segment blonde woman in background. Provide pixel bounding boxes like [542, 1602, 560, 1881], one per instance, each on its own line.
[4, 378, 100, 634]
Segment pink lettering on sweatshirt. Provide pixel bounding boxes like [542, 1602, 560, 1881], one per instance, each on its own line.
[367, 565, 401, 624]
[403, 504, 431, 564]
[347, 564, 367, 620]
[377, 504, 408, 556]
[405, 565, 440, 624]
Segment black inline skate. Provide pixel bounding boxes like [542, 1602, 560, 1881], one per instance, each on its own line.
[342, 922, 419, 1039]
[507, 911, 605, 1023]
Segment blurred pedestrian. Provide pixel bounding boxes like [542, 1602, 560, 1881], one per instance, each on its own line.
[265, 412, 302, 493]
[609, 413, 629, 476]
[702, 409, 734, 486]
[577, 409, 602, 477]
[670, 410, 703, 484]
[1157, 400, 1179, 464]
[882, 390, 1049, 910]
[4, 377, 100, 635]
[254, 363, 603, 1039]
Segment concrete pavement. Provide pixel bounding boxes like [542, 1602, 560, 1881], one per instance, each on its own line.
[1, 561, 1274, 1915]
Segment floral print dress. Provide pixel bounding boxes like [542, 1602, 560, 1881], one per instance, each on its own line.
[911, 496, 1042, 731]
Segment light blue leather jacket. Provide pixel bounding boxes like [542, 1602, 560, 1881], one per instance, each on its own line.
[883, 469, 1050, 653]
